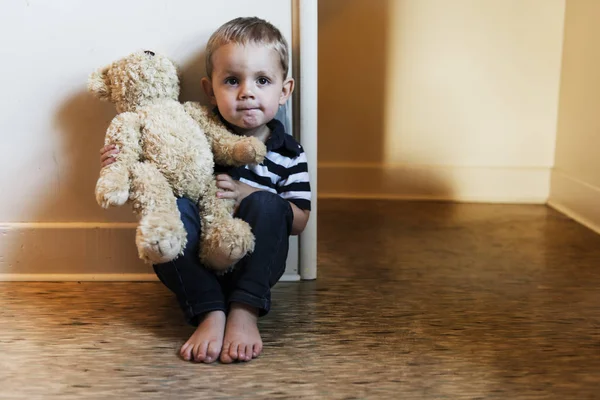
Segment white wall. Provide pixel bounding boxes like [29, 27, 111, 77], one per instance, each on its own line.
[0, 0, 295, 279]
[549, 0, 600, 234]
[319, 0, 566, 203]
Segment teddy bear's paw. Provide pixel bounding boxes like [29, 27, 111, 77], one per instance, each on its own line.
[96, 189, 129, 208]
[201, 219, 255, 271]
[225, 218, 255, 255]
[202, 248, 241, 272]
[143, 236, 182, 264]
[232, 138, 267, 165]
[232, 141, 258, 165]
[136, 214, 187, 264]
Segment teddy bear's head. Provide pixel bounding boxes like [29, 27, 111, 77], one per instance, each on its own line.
[88, 50, 180, 113]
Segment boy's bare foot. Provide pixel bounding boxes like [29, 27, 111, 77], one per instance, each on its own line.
[180, 310, 226, 363]
[220, 302, 263, 363]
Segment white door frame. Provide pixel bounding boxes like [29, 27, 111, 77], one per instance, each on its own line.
[294, 0, 318, 280]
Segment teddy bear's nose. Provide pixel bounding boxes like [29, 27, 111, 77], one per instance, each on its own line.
[144, 50, 155, 56]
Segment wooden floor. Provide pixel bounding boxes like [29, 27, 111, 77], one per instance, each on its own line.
[1, 199, 599, 399]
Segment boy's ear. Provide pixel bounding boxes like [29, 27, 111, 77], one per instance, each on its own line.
[88, 66, 111, 101]
[279, 77, 295, 105]
[201, 77, 217, 105]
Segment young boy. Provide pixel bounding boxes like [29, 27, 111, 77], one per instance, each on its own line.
[99, 17, 311, 364]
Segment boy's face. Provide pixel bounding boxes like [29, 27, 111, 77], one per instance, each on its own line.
[202, 43, 294, 132]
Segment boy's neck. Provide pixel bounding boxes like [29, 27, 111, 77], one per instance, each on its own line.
[231, 124, 271, 144]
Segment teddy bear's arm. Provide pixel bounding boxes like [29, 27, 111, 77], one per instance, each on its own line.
[183, 102, 266, 167]
[95, 112, 142, 208]
[104, 112, 143, 164]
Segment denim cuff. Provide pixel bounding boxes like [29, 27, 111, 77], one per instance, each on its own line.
[184, 300, 227, 326]
[228, 289, 270, 317]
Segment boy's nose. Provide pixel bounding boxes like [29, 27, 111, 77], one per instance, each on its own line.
[239, 83, 255, 99]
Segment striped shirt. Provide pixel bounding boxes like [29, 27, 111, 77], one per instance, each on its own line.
[214, 114, 312, 211]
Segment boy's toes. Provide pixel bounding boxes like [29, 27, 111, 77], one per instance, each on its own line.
[237, 345, 246, 361]
[252, 343, 262, 358]
[229, 342, 241, 362]
[193, 342, 209, 363]
[206, 341, 221, 363]
[180, 343, 193, 361]
[242, 344, 253, 361]
[220, 343, 234, 364]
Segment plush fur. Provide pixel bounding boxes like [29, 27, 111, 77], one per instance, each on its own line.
[89, 50, 266, 272]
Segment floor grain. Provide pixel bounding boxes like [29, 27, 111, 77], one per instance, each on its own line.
[1, 200, 599, 399]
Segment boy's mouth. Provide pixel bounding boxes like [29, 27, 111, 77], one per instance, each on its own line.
[237, 106, 260, 111]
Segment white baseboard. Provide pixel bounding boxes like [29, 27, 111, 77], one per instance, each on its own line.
[318, 163, 551, 203]
[548, 169, 600, 235]
[0, 223, 302, 281]
[0, 223, 151, 277]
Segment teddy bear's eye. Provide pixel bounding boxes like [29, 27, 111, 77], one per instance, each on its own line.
[144, 50, 155, 57]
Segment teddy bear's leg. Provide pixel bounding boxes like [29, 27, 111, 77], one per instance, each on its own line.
[95, 112, 143, 209]
[95, 161, 131, 208]
[197, 178, 256, 272]
[129, 162, 187, 264]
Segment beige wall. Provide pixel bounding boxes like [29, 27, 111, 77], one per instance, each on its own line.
[0, 0, 298, 280]
[319, 0, 566, 202]
[549, 0, 600, 233]
[0, 0, 292, 223]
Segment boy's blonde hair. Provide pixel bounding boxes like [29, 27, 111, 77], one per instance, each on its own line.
[205, 17, 290, 80]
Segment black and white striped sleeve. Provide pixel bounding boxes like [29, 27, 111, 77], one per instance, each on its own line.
[277, 150, 312, 211]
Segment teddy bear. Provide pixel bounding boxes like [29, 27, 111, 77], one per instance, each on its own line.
[88, 50, 266, 272]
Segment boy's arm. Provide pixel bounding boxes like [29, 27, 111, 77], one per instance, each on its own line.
[183, 102, 266, 166]
[277, 149, 312, 235]
[215, 175, 309, 235]
[289, 202, 310, 235]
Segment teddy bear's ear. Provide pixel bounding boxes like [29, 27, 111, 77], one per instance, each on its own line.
[87, 66, 111, 101]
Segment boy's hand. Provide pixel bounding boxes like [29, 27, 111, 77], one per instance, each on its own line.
[216, 174, 260, 209]
[100, 144, 119, 168]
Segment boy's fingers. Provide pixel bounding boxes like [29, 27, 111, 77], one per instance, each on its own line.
[217, 185, 235, 193]
[100, 150, 119, 162]
[216, 191, 236, 199]
[216, 180, 235, 191]
[216, 174, 231, 181]
[99, 144, 115, 154]
[101, 159, 115, 168]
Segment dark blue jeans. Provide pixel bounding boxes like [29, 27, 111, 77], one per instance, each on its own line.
[153, 191, 293, 326]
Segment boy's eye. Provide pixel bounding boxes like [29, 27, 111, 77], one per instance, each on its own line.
[257, 77, 270, 85]
[224, 77, 239, 85]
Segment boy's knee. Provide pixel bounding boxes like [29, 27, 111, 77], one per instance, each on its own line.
[240, 191, 286, 211]
[237, 191, 292, 223]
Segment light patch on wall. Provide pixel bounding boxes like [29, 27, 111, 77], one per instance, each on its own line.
[383, 0, 565, 168]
